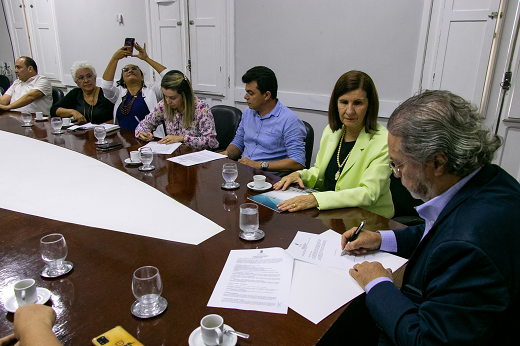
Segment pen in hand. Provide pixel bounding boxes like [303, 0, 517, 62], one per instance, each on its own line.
[341, 220, 366, 256]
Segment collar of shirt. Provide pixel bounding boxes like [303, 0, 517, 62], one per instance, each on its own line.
[253, 100, 281, 120]
[20, 75, 37, 85]
[416, 166, 482, 238]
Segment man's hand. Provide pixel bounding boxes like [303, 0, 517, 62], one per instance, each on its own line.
[238, 157, 259, 169]
[0, 104, 10, 111]
[341, 227, 382, 255]
[0, 334, 17, 346]
[349, 261, 393, 290]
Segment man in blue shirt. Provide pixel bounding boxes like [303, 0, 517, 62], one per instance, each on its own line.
[342, 90, 520, 345]
[221, 66, 306, 172]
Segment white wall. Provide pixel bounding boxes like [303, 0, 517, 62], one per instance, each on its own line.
[53, 0, 153, 86]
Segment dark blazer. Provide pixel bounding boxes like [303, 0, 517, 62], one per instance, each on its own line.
[366, 164, 520, 345]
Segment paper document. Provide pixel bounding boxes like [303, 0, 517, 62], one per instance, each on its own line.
[247, 187, 317, 212]
[287, 230, 408, 324]
[286, 230, 408, 271]
[142, 141, 181, 154]
[168, 149, 225, 166]
[207, 248, 294, 314]
[68, 123, 119, 132]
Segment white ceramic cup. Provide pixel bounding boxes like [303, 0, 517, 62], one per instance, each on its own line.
[253, 175, 266, 189]
[200, 314, 224, 346]
[35, 112, 43, 120]
[130, 151, 140, 162]
[14, 279, 38, 306]
[62, 118, 71, 126]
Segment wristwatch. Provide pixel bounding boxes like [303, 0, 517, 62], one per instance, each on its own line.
[260, 161, 269, 171]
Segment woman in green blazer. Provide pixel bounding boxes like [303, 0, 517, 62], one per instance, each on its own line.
[274, 71, 393, 218]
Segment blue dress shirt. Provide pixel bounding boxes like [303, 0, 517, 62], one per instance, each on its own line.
[230, 100, 306, 167]
[365, 167, 482, 292]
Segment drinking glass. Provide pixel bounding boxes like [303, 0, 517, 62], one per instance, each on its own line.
[40, 233, 73, 278]
[138, 147, 155, 171]
[222, 163, 239, 189]
[239, 203, 264, 240]
[94, 125, 107, 144]
[21, 112, 33, 127]
[131, 266, 168, 318]
[50, 117, 64, 134]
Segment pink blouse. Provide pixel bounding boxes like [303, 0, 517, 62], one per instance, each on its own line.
[135, 97, 218, 150]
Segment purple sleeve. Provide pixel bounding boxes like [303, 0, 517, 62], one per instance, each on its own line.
[379, 230, 398, 253]
[183, 100, 218, 149]
[365, 277, 394, 293]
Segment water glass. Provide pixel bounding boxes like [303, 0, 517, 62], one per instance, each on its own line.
[50, 117, 63, 134]
[21, 112, 32, 127]
[239, 203, 264, 240]
[222, 163, 239, 189]
[94, 125, 107, 144]
[138, 147, 154, 171]
[131, 266, 168, 318]
[40, 233, 73, 277]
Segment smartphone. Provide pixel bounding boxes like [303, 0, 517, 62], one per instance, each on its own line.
[96, 142, 123, 152]
[124, 38, 135, 54]
[92, 326, 144, 346]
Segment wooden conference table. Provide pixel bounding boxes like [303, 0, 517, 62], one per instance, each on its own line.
[0, 111, 405, 345]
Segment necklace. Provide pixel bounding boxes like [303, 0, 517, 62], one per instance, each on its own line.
[120, 88, 142, 115]
[83, 100, 93, 123]
[335, 128, 351, 181]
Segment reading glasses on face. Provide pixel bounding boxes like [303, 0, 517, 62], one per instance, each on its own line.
[122, 66, 139, 73]
[77, 74, 94, 82]
[389, 160, 408, 177]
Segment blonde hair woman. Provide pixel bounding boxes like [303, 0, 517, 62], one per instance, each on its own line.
[136, 70, 218, 149]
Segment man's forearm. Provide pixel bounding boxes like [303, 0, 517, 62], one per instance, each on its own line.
[224, 144, 242, 160]
[6, 91, 43, 110]
[266, 158, 304, 172]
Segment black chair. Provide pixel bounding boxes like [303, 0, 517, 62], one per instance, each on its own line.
[210, 105, 242, 152]
[52, 87, 64, 105]
[302, 120, 314, 169]
[0, 75, 10, 95]
[390, 174, 425, 226]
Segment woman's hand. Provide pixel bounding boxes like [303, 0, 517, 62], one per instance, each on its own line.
[158, 135, 183, 144]
[138, 132, 154, 141]
[277, 194, 318, 212]
[133, 42, 148, 61]
[111, 46, 131, 61]
[273, 172, 304, 191]
[70, 110, 86, 124]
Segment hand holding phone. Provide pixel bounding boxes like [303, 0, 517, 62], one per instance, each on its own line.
[124, 38, 135, 54]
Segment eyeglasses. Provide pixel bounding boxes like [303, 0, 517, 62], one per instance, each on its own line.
[122, 66, 139, 73]
[76, 74, 94, 82]
[389, 160, 408, 177]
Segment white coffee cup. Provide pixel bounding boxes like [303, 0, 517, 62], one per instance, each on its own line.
[200, 314, 224, 346]
[14, 279, 38, 307]
[253, 175, 267, 189]
[35, 112, 43, 120]
[62, 118, 71, 126]
[130, 151, 140, 162]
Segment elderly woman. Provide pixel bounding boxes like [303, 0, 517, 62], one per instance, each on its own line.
[101, 42, 168, 132]
[273, 71, 393, 218]
[50, 61, 114, 124]
[136, 70, 218, 150]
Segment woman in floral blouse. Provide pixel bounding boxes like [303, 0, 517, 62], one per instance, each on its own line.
[136, 70, 218, 150]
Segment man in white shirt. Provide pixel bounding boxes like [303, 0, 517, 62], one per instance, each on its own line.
[0, 56, 52, 115]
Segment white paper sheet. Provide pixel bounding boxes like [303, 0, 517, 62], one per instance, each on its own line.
[0, 130, 223, 245]
[208, 248, 294, 314]
[142, 141, 181, 154]
[287, 230, 408, 324]
[167, 149, 226, 166]
[286, 230, 408, 271]
[68, 122, 119, 132]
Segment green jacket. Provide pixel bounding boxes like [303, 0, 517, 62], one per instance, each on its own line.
[299, 123, 394, 218]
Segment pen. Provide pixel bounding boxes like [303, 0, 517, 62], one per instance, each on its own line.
[134, 116, 147, 133]
[340, 220, 366, 256]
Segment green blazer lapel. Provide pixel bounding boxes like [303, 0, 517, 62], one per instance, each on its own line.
[318, 128, 344, 180]
[338, 127, 371, 180]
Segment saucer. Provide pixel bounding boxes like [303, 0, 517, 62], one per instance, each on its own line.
[131, 296, 167, 318]
[4, 287, 51, 313]
[35, 117, 49, 122]
[188, 325, 237, 346]
[247, 181, 272, 192]
[239, 230, 265, 241]
[21, 124, 34, 127]
[124, 158, 142, 165]
[41, 261, 73, 278]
